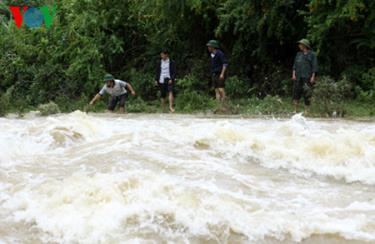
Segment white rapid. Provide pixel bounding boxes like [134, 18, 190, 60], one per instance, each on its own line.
[0, 111, 374, 243]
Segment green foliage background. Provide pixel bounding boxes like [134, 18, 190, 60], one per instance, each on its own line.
[0, 0, 374, 115]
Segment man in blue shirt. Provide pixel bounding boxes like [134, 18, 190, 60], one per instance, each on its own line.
[207, 40, 229, 102]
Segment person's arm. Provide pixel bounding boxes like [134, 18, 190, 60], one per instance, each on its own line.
[90, 86, 106, 105]
[90, 94, 102, 105]
[219, 53, 229, 80]
[155, 60, 161, 85]
[126, 83, 136, 96]
[310, 73, 316, 84]
[170, 60, 176, 83]
[292, 54, 297, 80]
[220, 66, 227, 80]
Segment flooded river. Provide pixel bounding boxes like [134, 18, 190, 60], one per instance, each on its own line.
[0, 111, 374, 243]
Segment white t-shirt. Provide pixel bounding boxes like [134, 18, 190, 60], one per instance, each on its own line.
[159, 59, 171, 84]
[99, 80, 127, 97]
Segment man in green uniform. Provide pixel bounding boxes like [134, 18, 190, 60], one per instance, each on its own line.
[292, 39, 318, 115]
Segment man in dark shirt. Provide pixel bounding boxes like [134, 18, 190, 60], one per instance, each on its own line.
[207, 40, 228, 102]
[292, 39, 318, 115]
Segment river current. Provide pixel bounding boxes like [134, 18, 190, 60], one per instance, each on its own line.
[0, 111, 374, 243]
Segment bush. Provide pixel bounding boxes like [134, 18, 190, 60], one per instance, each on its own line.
[361, 68, 375, 90]
[127, 97, 155, 113]
[54, 94, 90, 113]
[250, 66, 289, 97]
[255, 95, 285, 115]
[176, 90, 215, 112]
[127, 69, 156, 101]
[38, 101, 61, 116]
[341, 65, 366, 89]
[177, 75, 207, 93]
[355, 68, 375, 102]
[226, 76, 251, 98]
[312, 76, 352, 116]
[0, 93, 10, 117]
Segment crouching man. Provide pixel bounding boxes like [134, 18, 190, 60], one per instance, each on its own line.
[90, 74, 136, 113]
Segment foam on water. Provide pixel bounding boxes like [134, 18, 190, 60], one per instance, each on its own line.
[0, 111, 374, 243]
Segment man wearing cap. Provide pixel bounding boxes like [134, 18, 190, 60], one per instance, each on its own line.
[292, 39, 318, 115]
[207, 40, 229, 102]
[89, 74, 136, 113]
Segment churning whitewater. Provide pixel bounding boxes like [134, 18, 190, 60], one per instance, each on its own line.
[0, 111, 374, 243]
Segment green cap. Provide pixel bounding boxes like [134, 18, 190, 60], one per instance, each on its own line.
[297, 39, 311, 49]
[206, 40, 220, 49]
[104, 74, 114, 82]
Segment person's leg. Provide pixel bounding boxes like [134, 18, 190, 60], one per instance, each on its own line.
[304, 91, 312, 116]
[161, 98, 166, 112]
[160, 84, 167, 112]
[293, 100, 299, 114]
[303, 79, 312, 116]
[167, 83, 175, 112]
[108, 97, 117, 113]
[212, 75, 221, 101]
[218, 88, 226, 102]
[292, 80, 303, 113]
[118, 94, 127, 114]
[217, 75, 226, 102]
[215, 89, 221, 100]
[304, 106, 309, 116]
[168, 92, 175, 113]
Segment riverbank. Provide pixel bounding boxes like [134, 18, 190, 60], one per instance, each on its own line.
[2, 96, 374, 120]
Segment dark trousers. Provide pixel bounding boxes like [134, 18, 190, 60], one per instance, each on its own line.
[108, 93, 127, 111]
[211, 73, 226, 89]
[293, 78, 313, 106]
[159, 78, 174, 98]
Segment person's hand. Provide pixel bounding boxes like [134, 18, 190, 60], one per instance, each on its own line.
[292, 74, 297, 81]
[219, 74, 225, 80]
[310, 76, 315, 84]
[89, 101, 94, 106]
[131, 91, 136, 96]
[168, 79, 173, 85]
[155, 81, 158, 86]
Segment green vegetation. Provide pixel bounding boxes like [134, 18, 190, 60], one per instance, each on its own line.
[38, 101, 60, 116]
[0, 0, 374, 117]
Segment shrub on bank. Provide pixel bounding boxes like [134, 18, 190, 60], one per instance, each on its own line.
[255, 95, 285, 115]
[312, 76, 352, 117]
[226, 76, 251, 98]
[176, 91, 216, 112]
[0, 93, 9, 117]
[0, 86, 15, 117]
[177, 75, 205, 93]
[38, 102, 61, 116]
[127, 97, 156, 113]
[356, 68, 375, 102]
[127, 69, 156, 101]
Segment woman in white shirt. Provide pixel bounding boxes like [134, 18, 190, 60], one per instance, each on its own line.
[154, 49, 176, 113]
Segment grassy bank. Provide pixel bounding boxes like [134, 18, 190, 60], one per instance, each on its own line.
[1, 94, 374, 119]
[1, 75, 373, 118]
